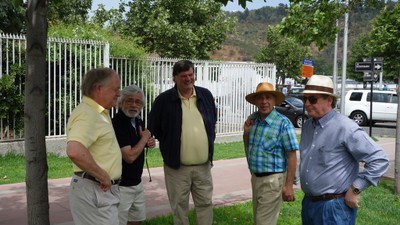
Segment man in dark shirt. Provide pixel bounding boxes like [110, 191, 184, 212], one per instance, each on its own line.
[148, 60, 217, 225]
[112, 85, 155, 225]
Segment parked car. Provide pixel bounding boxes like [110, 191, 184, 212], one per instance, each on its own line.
[276, 96, 308, 128]
[287, 86, 304, 99]
[344, 89, 398, 126]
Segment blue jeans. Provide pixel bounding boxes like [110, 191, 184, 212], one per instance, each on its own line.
[302, 196, 357, 225]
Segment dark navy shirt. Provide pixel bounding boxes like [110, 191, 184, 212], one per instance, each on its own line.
[112, 110, 145, 186]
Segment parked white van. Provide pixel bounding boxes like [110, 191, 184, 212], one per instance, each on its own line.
[344, 89, 398, 126]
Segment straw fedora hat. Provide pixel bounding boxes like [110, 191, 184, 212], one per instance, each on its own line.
[245, 82, 285, 106]
[303, 75, 340, 98]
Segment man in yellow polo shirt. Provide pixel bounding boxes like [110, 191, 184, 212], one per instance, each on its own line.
[66, 68, 122, 225]
[149, 60, 217, 225]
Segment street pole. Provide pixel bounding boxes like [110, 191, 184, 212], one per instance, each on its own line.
[340, 0, 349, 114]
[333, 19, 339, 94]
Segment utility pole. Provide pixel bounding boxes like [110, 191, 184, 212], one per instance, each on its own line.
[340, 0, 349, 114]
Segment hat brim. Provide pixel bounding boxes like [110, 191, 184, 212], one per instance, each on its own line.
[245, 91, 285, 106]
[302, 90, 340, 98]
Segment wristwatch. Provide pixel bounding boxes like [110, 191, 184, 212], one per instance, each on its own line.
[351, 185, 361, 194]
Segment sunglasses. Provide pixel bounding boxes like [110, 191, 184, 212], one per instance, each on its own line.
[302, 95, 319, 104]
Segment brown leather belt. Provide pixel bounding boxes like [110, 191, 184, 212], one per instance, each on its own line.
[253, 172, 282, 177]
[308, 193, 346, 202]
[74, 172, 120, 185]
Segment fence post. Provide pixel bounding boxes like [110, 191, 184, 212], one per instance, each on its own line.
[104, 42, 110, 68]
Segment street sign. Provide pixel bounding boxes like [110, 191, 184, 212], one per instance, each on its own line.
[355, 62, 372, 72]
[301, 58, 314, 78]
[363, 72, 378, 82]
[374, 62, 383, 71]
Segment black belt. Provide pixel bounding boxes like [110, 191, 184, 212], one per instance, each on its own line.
[308, 193, 346, 202]
[74, 172, 120, 185]
[253, 171, 282, 177]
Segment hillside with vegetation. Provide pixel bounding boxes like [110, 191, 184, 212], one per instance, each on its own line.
[211, 4, 383, 75]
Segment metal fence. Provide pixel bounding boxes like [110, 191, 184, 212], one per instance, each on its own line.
[0, 33, 276, 141]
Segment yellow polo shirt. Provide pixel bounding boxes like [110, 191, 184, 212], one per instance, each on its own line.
[67, 96, 122, 180]
[179, 89, 209, 165]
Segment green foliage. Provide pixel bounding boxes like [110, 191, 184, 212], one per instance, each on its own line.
[213, 0, 261, 8]
[348, 34, 372, 82]
[48, 0, 92, 25]
[367, 3, 400, 79]
[255, 25, 312, 83]
[48, 23, 146, 58]
[279, 0, 346, 49]
[91, 3, 125, 32]
[122, 0, 236, 59]
[0, 64, 25, 133]
[0, 0, 25, 34]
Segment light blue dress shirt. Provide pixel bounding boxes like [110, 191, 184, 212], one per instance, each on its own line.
[299, 109, 389, 196]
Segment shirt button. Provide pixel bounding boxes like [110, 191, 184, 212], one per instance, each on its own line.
[309, 157, 312, 159]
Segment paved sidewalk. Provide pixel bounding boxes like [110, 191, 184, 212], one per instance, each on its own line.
[0, 138, 396, 225]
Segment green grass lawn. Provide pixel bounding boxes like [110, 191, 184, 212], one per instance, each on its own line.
[143, 178, 400, 225]
[1, 141, 399, 224]
[0, 141, 246, 185]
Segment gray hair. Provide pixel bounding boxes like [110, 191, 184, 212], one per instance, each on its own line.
[81, 68, 117, 97]
[117, 84, 146, 108]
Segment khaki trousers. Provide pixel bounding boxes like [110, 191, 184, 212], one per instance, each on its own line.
[164, 162, 213, 225]
[69, 175, 120, 225]
[251, 172, 286, 225]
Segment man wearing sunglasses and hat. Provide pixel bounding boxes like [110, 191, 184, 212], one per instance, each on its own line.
[243, 82, 299, 225]
[300, 75, 389, 225]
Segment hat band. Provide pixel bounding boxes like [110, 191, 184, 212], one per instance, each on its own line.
[305, 85, 333, 94]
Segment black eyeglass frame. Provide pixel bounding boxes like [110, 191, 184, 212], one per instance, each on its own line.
[302, 95, 320, 104]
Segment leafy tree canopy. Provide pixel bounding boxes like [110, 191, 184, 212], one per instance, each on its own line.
[48, 0, 92, 24]
[367, 3, 400, 79]
[0, 0, 25, 34]
[49, 23, 146, 58]
[279, 0, 387, 50]
[215, 0, 266, 8]
[91, 3, 125, 32]
[121, 0, 236, 59]
[255, 25, 312, 83]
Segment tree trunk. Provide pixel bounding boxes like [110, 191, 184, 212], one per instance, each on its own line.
[25, 0, 50, 224]
[395, 75, 400, 195]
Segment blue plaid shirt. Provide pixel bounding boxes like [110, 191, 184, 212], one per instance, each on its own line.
[247, 109, 299, 173]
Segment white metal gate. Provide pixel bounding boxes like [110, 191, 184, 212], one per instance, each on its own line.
[0, 34, 276, 141]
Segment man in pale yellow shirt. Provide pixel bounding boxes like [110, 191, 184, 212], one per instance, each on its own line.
[66, 68, 122, 225]
[149, 60, 217, 225]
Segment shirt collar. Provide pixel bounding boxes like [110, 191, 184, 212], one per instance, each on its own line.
[178, 88, 196, 100]
[82, 96, 108, 114]
[256, 108, 278, 124]
[312, 109, 337, 128]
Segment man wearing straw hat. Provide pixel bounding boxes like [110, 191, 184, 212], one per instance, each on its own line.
[299, 75, 389, 225]
[243, 82, 299, 225]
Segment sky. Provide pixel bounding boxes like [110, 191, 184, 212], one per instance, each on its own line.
[91, 0, 290, 12]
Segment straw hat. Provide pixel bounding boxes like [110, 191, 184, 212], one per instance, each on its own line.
[245, 82, 285, 106]
[303, 75, 340, 98]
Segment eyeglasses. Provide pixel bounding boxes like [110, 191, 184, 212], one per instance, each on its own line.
[302, 95, 319, 104]
[125, 99, 143, 106]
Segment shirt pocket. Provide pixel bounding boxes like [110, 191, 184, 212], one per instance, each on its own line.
[317, 146, 334, 166]
[262, 136, 278, 154]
